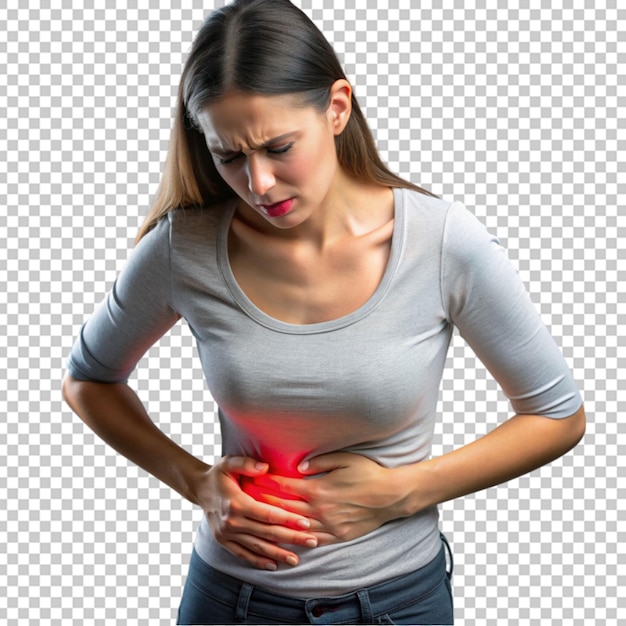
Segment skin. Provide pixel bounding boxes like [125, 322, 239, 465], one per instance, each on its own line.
[196, 81, 396, 324]
[195, 80, 389, 243]
[63, 80, 586, 571]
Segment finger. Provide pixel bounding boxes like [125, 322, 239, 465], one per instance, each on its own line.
[251, 474, 314, 500]
[221, 538, 290, 571]
[258, 492, 314, 518]
[297, 452, 353, 475]
[220, 535, 277, 570]
[220, 455, 269, 477]
[249, 494, 330, 536]
[209, 510, 317, 565]
[245, 474, 311, 501]
[244, 495, 313, 530]
[221, 490, 312, 531]
[309, 531, 339, 546]
[243, 518, 319, 549]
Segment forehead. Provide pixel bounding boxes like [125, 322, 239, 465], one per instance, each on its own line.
[196, 92, 321, 150]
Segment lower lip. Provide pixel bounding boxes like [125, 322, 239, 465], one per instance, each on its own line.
[260, 198, 294, 218]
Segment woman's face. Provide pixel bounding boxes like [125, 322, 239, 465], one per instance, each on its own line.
[196, 83, 352, 231]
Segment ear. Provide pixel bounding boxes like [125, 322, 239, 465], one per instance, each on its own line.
[326, 79, 352, 136]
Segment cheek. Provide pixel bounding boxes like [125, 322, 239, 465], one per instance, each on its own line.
[283, 158, 312, 185]
[288, 144, 335, 186]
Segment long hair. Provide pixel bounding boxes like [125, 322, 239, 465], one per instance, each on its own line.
[136, 0, 436, 242]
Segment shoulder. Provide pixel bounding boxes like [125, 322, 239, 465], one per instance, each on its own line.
[398, 191, 506, 297]
[400, 187, 452, 216]
[399, 188, 458, 235]
[166, 198, 237, 248]
[398, 189, 496, 250]
[440, 200, 501, 267]
[168, 200, 231, 231]
[399, 189, 467, 256]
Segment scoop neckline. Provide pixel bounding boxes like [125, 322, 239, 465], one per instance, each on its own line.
[217, 187, 406, 335]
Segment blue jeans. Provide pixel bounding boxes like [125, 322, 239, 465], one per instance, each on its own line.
[177, 534, 454, 625]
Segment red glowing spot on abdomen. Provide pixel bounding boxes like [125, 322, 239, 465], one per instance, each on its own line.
[240, 476, 304, 502]
[240, 451, 307, 503]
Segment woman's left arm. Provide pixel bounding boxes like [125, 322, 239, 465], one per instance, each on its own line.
[395, 405, 585, 517]
[254, 405, 585, 543]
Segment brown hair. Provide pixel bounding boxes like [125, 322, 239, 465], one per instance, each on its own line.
[136, 0, 436, 242]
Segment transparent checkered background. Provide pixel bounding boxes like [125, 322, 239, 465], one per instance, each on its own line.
[1, 1, 624, 624]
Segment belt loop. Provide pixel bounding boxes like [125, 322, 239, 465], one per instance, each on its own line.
[357, 589, 374, 623]
[234, 582, 253, 622]
[440, 532, 454, 580]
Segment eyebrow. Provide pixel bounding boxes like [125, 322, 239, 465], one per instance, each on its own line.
[209, 131, 298, 156]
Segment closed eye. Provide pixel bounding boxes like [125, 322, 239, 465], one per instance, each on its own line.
[216, 142, 294, 166]
[267, 142, 293, 156]
[218, 153, 244, 165]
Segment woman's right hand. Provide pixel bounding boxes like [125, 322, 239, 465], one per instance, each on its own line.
[61, 379, 315, 569]
[200, 455, 318, 570]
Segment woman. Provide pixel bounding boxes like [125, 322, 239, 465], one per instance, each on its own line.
[62, 0, 585, 624]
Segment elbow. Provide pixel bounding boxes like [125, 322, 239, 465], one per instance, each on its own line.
[62, 373, 92, 414]
[564, 403, 586, 452]
[62, 373, 80, 411]
[61, 373, 73, 404]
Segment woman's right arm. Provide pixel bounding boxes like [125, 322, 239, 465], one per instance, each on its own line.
[62, 374, 317, 570]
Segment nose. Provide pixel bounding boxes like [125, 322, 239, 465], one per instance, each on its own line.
[246, 154, 276, 197]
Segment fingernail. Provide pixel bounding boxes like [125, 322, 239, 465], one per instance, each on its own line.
[297, 518, 310, 529]
[255, 462, 268, 471]
[286, 556, 298, 567]
[264, 562, 277, 571]
[306, 539, 318, 548]
[298, 461, 309, 472]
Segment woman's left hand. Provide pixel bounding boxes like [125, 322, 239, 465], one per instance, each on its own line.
[245, 453, 411, 545]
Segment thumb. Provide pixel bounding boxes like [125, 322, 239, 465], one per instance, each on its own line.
[221, 455, 269, 478]
[297, 452, 351, 476]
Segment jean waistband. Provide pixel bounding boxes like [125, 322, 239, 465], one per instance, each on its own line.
[190, 533, 452, 623]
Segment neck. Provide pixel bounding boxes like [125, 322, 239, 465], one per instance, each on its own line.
[236, 174, 394, 251]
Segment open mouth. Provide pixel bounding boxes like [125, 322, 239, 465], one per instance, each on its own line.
[260, 198, 295, 218]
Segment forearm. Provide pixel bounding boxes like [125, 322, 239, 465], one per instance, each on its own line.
[62, 374, 210, 505]
[398, 405, 586, 516]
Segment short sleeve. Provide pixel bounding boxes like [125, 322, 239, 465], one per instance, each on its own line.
[65, 216, 181, 383]
[441, 202, 582, 418]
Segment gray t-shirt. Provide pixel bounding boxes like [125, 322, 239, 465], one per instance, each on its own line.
[66, 188, 582, 597]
